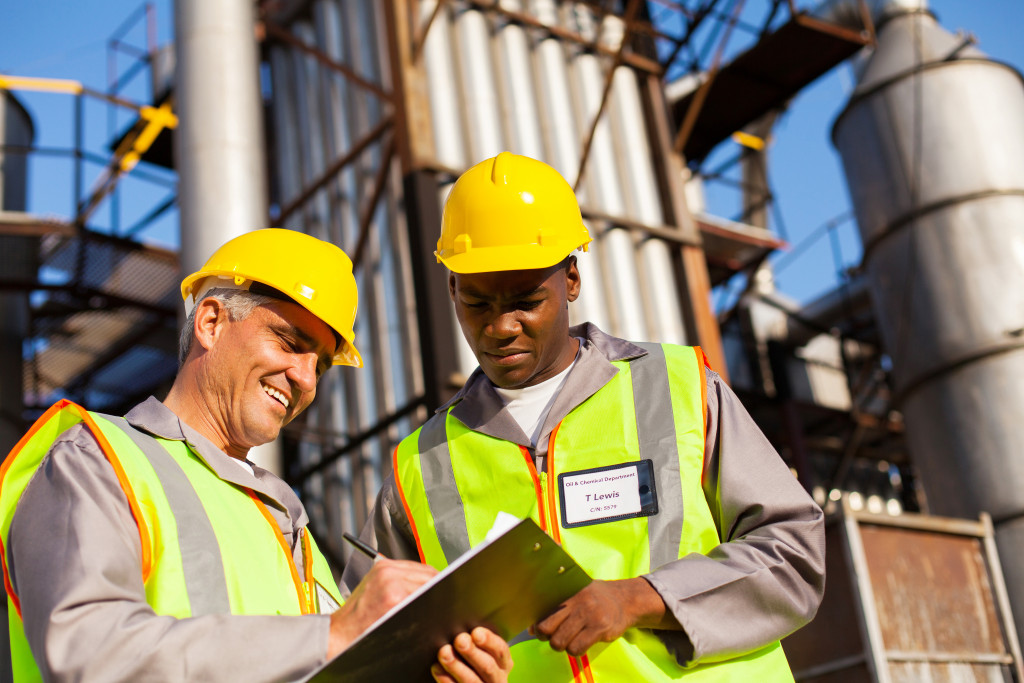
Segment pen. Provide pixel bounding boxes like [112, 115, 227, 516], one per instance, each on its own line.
[342, 532, 383, 562]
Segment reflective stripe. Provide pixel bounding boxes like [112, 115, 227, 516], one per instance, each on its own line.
[99, 416, 231, 616]
[632, 344, 684, 571]
[418, 415, 470, 563]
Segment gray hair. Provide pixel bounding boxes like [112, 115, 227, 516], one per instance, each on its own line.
[178, 287, 276, 366]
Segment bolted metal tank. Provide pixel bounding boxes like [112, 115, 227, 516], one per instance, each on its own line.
[832, 5, 1024, 638]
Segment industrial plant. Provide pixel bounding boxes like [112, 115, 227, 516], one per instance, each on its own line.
[1, 0, 1022, 679]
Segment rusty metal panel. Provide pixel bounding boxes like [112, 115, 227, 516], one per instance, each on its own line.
[786, 507, 1022, 682]
[859, 525, 1006, 656]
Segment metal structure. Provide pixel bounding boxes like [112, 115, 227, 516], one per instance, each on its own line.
[833, 4, 1024, 644]
[0, 4, 182, 453]
[252, 0, 880, 569]
[0, 92, 35, 453]
[785, 499, 1024, 682]
[4, 0, 1024, 660]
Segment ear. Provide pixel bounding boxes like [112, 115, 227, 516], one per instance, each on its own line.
[193, 297, 229, 353]
[448, 271, 457, 301]
[565, 256, 581, 303]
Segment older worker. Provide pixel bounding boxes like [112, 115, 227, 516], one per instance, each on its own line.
[1, 229, 510, 682]
[343, 154, 824, 681]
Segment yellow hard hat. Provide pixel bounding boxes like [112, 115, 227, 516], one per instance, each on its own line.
[436, 152, 591, 273]
[180, 228, 362, 367]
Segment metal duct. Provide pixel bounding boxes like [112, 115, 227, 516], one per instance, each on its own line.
[452, 5, 506, 162]
[567, 5, 645, 342]
[174, 0, 269, 268]
[416, 1, 478, 378]
[420, 0, 466, 170]
[494, 0, 544, 160]
[528, 0, 609, 332]
[832, 8, 1024, 638]
[601, 15, 687, 345]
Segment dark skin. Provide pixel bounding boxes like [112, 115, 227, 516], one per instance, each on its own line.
[449, 257, 681, 655]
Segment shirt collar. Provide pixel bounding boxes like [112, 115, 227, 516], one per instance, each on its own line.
[124, 397, 307, 526]
[442, 323, 648, 447]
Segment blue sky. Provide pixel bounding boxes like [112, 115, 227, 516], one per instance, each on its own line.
[2, 1, 1022, 305]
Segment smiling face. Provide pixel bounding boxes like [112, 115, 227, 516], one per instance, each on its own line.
[449, 258, 581, 389]
[186, 297, 337, 458]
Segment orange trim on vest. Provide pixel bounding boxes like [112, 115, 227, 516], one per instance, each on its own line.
[568, 653, 583, 682]
[695, 346, 709, 484]
[520, 446, 547, 534]
[0, 399, 74, 617]
[393, 444, 427, 562]
[580, 653, 596, 683]
[545, 423, 563, 545]
[0, 537, 19, 617]
[246, 489, 309, 614]
[0, 400, 154, 609]
[696, 345, 713, 373]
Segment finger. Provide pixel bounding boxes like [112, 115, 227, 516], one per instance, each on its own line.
[532, 603, 572, 640]
[566, 626, 600, 657]
[431, 645, 457, 683]
[450, 631, 505, 680]
[431, 664, 455, 683]
[470, 627, 512, 672]
[546, 613, 587, 653]
[435, 638, 484, 683]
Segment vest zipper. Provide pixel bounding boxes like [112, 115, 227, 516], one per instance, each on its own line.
[519, 445, 548, 534]
[539, 422, 596, 681]
[300, 528, 318, 613]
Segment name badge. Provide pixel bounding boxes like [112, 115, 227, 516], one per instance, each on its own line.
[558, 460, 658, 528]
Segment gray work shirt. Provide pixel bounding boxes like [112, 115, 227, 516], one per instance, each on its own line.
[7, 397, 331, 682]
[341, 323, 826, 667]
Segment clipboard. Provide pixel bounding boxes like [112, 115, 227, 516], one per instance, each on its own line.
[306, 517, 591, 682]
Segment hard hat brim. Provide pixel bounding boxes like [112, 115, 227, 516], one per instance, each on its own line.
[437, 243, 585, 274]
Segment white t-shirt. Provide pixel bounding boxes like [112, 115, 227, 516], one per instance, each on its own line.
[230, 457, 255, 476]
[494, 351, 578, 448]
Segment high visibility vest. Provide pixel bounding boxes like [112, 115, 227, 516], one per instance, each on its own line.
[394, 344, 793, 682]
[0, 400, 343, 682]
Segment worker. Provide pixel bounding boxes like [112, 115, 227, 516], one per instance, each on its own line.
[341, 153, 825, 680]
[0, 229, 511, 682]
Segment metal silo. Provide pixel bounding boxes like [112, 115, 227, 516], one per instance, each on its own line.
[832, 5, 1024, 637]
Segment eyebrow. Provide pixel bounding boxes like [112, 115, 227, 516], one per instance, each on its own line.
[273, 322, 335, 368]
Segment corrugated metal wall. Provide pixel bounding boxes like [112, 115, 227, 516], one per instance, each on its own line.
[264, 0, 699, 565]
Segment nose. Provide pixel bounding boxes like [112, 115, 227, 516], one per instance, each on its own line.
[286, 351, 320, 396]
[484, 310, 521, 340]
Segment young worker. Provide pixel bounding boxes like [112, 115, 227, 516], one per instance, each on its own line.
[343, 153, 825, 680]
[1, 229, 510, 682]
